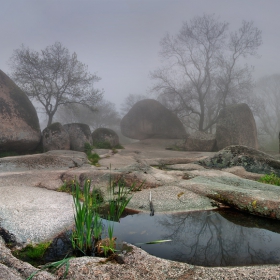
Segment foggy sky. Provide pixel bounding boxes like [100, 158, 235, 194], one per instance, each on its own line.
[1, 0, 280, 110]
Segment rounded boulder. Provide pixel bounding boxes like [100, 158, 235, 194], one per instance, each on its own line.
[42, 122, 70, 152]
[63, 123, 92, 152]
[120, 99, 186, 140]
[92, 128, 119, 148]
[0, 70, 41, 153]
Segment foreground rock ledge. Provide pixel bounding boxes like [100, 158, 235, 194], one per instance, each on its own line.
[2, 237, 280, 280]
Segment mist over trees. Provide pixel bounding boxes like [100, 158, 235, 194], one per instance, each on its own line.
[253, 74, 280, 149]
[151, 14, 262, 133]
[120, 93, 150, 116]
[54, 99, 121, 131]
[9, 42, 103, 127]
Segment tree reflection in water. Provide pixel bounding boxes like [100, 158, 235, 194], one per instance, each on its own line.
[112, 209, 280, 267]
[157, 210, 280, 266]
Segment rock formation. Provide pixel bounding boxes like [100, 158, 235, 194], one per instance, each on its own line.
[184, 131, 216, 151]
[42, 122, 70, 152]
[216, 103, 258, 150]
[63, 123, 92, 152]
[0, 70, 41, 152]
[120, 99, 187, 140]
[198, 145, 280, 176]
[92, 127, 119, 147]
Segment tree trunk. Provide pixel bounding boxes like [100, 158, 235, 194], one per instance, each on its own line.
[47, 114, 54, 127]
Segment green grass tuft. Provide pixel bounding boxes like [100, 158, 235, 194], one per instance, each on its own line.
[84, 142, 100, 165]
[258, 173, 280, 186]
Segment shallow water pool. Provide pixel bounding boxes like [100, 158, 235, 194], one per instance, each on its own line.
[111, 209, 280, 267]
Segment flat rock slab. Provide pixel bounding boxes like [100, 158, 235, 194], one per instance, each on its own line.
[0, 150, 88, 172]
[0, 186, 74, 244]
[128, 185, 215, 213]
[180, 173, 280, 219]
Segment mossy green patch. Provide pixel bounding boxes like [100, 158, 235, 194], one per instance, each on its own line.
[12, 241, 51, 266]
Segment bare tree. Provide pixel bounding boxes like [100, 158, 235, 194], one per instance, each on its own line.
[151, 14, 262, 131]
[9, 42, 103, 126]
[120, 93, 150, 116]
[253, 74, 280, 149]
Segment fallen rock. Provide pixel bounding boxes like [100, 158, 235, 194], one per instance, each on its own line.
[120, 99, 187, 140]
[216, 103, 258, 150]
[0, 70, 41, 153]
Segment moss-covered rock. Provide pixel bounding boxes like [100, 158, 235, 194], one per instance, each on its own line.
[198, 145, 280, 176]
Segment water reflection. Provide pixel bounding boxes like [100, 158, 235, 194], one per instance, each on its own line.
[112, 209, 280, 266]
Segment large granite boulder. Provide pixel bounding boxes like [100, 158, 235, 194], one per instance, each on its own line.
[42, 122, 70, 152]
[63, 123, 92, 152]
[92, 127, 119, 147]
[216, 103, 258, 150]
[184, 131, 216, 151]
[120, 99, 187, 140]
[0, 70, 41, 153]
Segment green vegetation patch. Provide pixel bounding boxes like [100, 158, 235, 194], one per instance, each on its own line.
[12, 241, 51, 266]
[258, 173, 280, 186]
[92, 141, 124, 150]
[84, 142, 100, 165]
[93, 141, 112, 149]
[58, 179, 104, 203]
